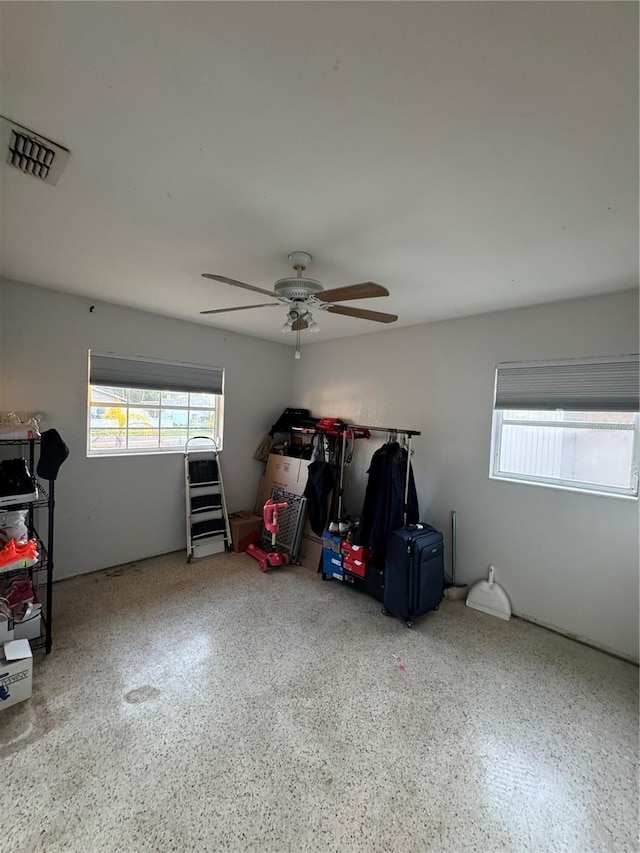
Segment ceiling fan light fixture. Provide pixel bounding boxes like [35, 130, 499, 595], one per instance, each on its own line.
[200, 251, 398, 336]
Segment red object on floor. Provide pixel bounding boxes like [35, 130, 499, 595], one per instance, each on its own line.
[247, 498, 291, 571]
[246, 543, 290, 572]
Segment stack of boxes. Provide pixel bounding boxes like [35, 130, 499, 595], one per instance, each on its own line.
[321, 532, 369, 584]
[321, 531, 344, 580]
[341, 542, 369, 579]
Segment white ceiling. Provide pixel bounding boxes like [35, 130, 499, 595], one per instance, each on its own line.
[0, 2, 637, 345]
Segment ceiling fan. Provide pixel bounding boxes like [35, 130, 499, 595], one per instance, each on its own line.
[200, 251, 397, 356]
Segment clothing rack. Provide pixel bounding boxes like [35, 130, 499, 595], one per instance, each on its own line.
[337, 424, 421, 523]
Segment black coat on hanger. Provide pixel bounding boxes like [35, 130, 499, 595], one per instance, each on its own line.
[355, 441, 419, 560]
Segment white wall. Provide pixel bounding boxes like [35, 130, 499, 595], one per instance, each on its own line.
[292, 290, 640, 659]
[0, 279, 295, 578]
[1, 278, 637, 657]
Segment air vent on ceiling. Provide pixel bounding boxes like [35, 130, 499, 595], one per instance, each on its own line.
[0, 116, 70, 186]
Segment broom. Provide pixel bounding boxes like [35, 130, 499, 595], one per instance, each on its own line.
[444, 510, 469, 601]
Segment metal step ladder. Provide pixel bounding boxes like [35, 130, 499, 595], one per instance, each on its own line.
[184, 437, 232, 562]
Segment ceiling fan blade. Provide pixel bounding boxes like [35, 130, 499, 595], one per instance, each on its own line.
[318, 282, 389, 303]
[326, 305, 398, 323]
[200, 303, 279, 315]
[291, 318, 309, 331]
[202, 274, 277, 298]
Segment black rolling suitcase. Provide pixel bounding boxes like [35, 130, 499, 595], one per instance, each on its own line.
[383, 524, 444, 627]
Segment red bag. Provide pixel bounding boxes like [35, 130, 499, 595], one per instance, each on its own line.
[315, 418, 347, 436]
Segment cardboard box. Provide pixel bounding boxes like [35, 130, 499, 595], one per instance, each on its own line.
[322, 531, 344, 553]
[0, 639, 33, 711]
[344, 558, 367, 578]
[297, 533, 324, 571]
[341, 543, 369, 578]
[229, 511, 262, 553]
[322, 549, 344, 580]
[255, 454, 312, 513]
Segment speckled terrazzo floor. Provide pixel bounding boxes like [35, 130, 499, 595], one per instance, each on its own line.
[1, 552, 638, 852]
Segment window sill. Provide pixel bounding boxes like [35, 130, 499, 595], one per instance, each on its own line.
[489, 473, 638, 501]
[88, 447, 223, 459]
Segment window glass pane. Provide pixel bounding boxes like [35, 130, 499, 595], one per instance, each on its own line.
[160, 409, 189, 449]
[189, 392, 217, 408]
[161, 409, 188, 429]
[188, 410, 216, 433]
[91, 405, 128, 446]
[502, 410, 635, 425]
[161, 391, 189, 406]
[498, 423, 635, 490]
[90, 386, 127, 404]
[128, 408, 160, 429]
[89, 429, 124, 451]
[566, 412, 635, 425]
[90, 406, 109, 427]
[502, 410, 562, 422]
[128, 388, 161, 404]
[88, 381, 223, 456]
[185, 435, 217, 449]
[127, 430, 160, 450]
[160, 429, 188, 449]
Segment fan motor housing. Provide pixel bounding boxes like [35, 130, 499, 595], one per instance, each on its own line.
[274, 277, 324, 301]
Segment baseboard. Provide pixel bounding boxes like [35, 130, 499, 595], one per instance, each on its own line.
[51, 548, 187, 584]
[50, 557, 640, 665]
[513, 610, 639, 666]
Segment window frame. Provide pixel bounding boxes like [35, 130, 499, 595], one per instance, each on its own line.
[87, 386, 224, 458]
[489, 409, 640, 499]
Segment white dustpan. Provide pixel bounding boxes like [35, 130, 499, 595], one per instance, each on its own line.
[466, 565, 511, 621]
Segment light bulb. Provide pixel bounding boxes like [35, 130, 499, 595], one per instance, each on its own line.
[282, 319, 293, 333]
[309, 320, 320, 334]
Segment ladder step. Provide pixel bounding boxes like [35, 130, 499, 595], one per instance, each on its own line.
[191, 493, 222, 513]
[185, 446, 231, 561]
[189, 459, 219, 484]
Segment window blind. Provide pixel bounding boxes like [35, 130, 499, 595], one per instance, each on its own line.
[494, 355, 640, 412]
[89, 352, 224, 396]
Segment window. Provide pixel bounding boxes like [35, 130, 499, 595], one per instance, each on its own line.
[489, 356, 640, 498]
[87, 352, 224, 456]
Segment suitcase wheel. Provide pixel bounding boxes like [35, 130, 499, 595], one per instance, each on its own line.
[381, 606, 391, 616]
[405, 619, 414, 629]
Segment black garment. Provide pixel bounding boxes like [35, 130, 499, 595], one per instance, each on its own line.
[303, 460, 337, 536]
[37, 429, 69, 481]
[355, 442, 418, 560]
